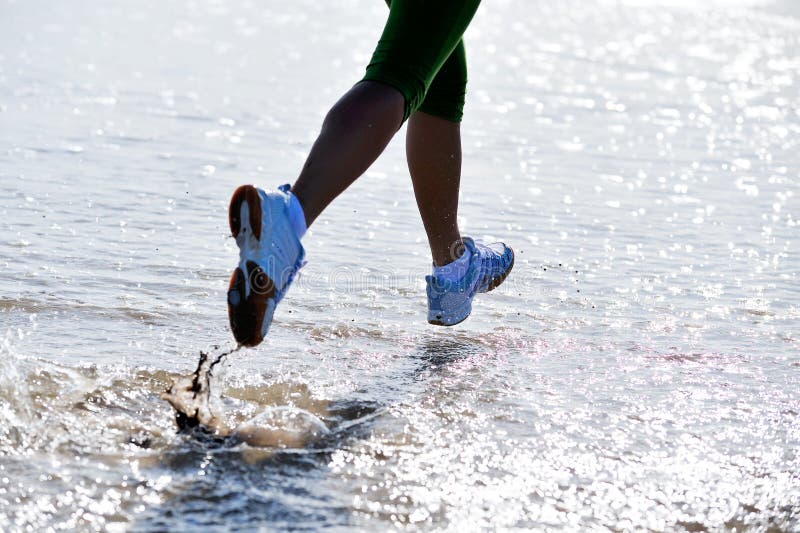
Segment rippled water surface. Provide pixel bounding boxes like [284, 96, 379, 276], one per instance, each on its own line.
[1, 0, 799, 530]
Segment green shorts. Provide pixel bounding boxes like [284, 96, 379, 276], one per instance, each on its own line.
[362, 0, 481, 123]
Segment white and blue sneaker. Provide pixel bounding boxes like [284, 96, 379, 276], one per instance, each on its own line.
[227, 184, 305, 346]
[426, 237, 514, 326]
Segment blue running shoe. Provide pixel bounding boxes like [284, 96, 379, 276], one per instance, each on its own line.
[227, 184, 305, 346]
[426, 237, 514, 326]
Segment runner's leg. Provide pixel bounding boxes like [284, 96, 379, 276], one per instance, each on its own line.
[290, 81, 404, 227]
[407, 111, 464, 266]
[291, 0, 481, 228]
[407, 39, 469, 266]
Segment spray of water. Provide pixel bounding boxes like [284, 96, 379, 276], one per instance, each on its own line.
[160, 344, 330, 448]
[0, 329, 35, 450]
[160, 344, 241, 434]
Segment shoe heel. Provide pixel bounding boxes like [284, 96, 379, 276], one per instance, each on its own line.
[428, 299, 472, 326]
[229, 185, 262, 240]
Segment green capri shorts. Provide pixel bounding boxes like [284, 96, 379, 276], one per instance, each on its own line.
[362, 0, 481, 123]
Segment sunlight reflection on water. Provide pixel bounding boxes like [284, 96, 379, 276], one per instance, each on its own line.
[0, 0, 798, 530]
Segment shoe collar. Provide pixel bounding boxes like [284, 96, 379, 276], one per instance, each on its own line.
[426, 237, 480, 293]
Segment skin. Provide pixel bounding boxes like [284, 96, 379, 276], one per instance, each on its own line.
[290, 80, 465, 267]
[406, 110, 464, 266]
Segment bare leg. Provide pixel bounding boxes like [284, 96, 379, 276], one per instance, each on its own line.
[406, 111, 464, 267]
[290, 81, 404, 227]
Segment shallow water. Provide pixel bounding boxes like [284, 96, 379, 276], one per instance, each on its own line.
[1, 0, 799, 530]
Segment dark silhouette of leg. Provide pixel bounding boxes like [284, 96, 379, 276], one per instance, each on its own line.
[290, 81, 404, 227]
[406, 111, 464, 267]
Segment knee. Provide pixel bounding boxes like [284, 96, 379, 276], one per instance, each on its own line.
[322, 81, 405, 132]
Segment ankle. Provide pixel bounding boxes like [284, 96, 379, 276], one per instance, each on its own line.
[432, 243, 470, 282]
[432, 238, 465, 267]
[286, 189, 307, 239]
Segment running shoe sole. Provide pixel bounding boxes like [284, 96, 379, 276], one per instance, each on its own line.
[428, 312, 470, 327]
[227, 185, 273, 347]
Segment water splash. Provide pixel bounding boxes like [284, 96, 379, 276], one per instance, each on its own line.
[161, 344, 241, 433]
[161, 345, 331, 448]
[0, 329, 35, 449]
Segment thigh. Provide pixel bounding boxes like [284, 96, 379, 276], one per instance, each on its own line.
[363, 0, 480, 121]
[417, 40, 468, 122]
